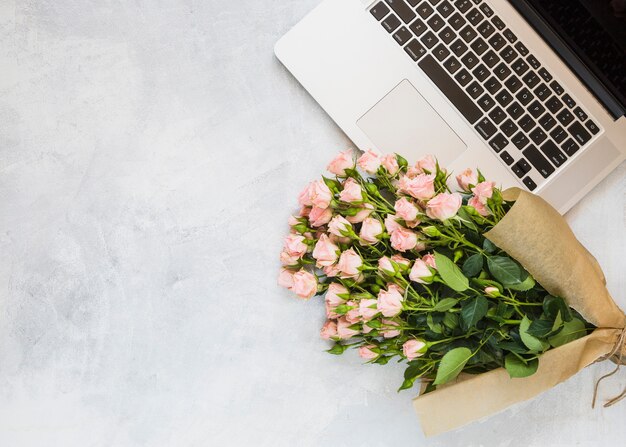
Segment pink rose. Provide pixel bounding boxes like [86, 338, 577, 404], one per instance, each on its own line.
[299, 206, 311, 217]
[337, 317, 359, 339]
[323, 264, 340, 278]
[468, 195, 490, 217]
[409, 259, 434, 284]
[277, 268, 295, 289]
[378, 256, 395, 275]
[485, 286, 500, 297]
[345, 300, 361, 324]
[337, 248, 363, 279]
[298, 183, 313, 207]
[390, 227, 418, 252]
[283, 234, 307, 258]
[312, 234, 339, 267]
[426, 193, 462, 221]
[328, 215, 352, 237]
[394, 197, 420, 222]
[288, 215, 300, 227]
[339, 178, 363, 203]
[381, 154, 400, 175]
[398, 174, 436, 200]
[381, 319, 400, 338]
[358, 345, 378, 360]
[308, 206, 333, 227]
[384, 214, 402, 233]
[422, 253, 437, 269]
[403, 339, 427, 360]
[359, 217, 383, 245]
[357, 149, 382, 174]
[346, 203, 373, 224]
[320, 320, 338, 340]
[291, 270, 318, 299]
[325, 282, 348, 318]
[327, 150, 354, 176]
[359, 298, 379, 321]
[377, 286, 404, 317]
[280, 250, 300, 266]
[472, 181, 495, 202]
[456, 168, 478, 192]
[309, 180, 332, 209]
[414, 154, 437, 174]
[391, 255, 411, 270]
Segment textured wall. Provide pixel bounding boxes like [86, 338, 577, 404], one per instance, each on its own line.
[0, 1, 625, 446]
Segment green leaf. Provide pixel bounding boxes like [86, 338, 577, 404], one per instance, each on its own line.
[543, 295, 573, 322]
[505, 354, 539, 378]
[462, 253, 484, 277]
[456, 207, 479, 232]
[433, 347, 473, 385]
[487, 256, 526, 285]
[327, 344, 347, 355]
[519, 316, 550, 352]
[434, 252, 469, 292]
[548, 318, 588, 347]
[527, 319, 554, 338]
[506, 274, 536, 291]
[460, 296, 489, 330]
[442, 312, 459, 330]
[483, 238, 498, 254]
[427, 313, 443, 334]
[432, 297, 459, 312]
[366, 319, 382, 329]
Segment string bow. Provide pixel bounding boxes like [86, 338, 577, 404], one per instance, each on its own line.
[592, 327, 626, 408]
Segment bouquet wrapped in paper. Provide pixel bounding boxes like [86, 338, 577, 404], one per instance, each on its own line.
[278, 150, 625, 435]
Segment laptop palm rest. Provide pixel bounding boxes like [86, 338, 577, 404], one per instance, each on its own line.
[357, 80, 467, 164]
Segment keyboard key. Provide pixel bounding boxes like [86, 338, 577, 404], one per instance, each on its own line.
[494, 62, 511, 80]
[522, 72, 540, 89]
[433, 43, 451, 61]
[561, 138, 580, 156]
[514, 41, 529, 56]
[495, 89, 513, 107]
[404, 39, 427, 60]
[538, 113, 557, 131]
[428, 14, 446, 31]
[467, 8, 484, 26]
[528, 100, 545, 118]
[443, 55, 462, 73]
[523, 145, 555, 178]
[512, 158, 531, 177]
[526, 54, 541, 70]
[385, 0, 417, 23]
[421, 31, 439, 48]
[503, 29, 517, 43]
[409, 18, 428, 36]
[519, 114, 536, 132]
[516, 87, 533, 105]
[512, 58, 530, 76]
[475, 117, 497, 139]
[511, 130, 529, 148]
[540, 141, 567, 167]
[427, 0, 441, 3]
[573, 107, 587, 122]
[454, 0, 472, 13]
[501, 119, 519, 137]
[472, 64, 489, 81]
[550, 80, 564, 95]
[506, 101, 524, 119]
[408, 0, 420, 4]
[461, 51, 479, 69]
[466, 81, 484, 98]
[533, 83, 551, 102]
[482, 50, 500, 68]
[500, 45, 517, 64]
[488, 107, 506, 124]
[529, 127, 547, 145]
[585, 120, 600, 135]
[477, 21, 495, 39]
[556, 109, 574, 126]
[550, 126, 567, 144]
[489, 133, 508, 152]
[538, 67, 552, 83]
[492, 15, 505, 30]
[523, 176, 537, 191]
[460, 25, 478, 42]
[382, 14, 402, 32]
[437, 0, 454, 17]
[393, 26, 413, 45]
[439, 26, 456, 44]
[500, 150, 514, 165]
[416, 2, 435, 18]
[454, 68, 472, 85]
[371, 2, 391, 21]
[450, 38, 468, 56]
[418, 55, 483, 123]
[545, 96, 564, 114]
[470, 38, 488, 55]
[562, 94, 576, 109]
[479, 3, 493, 16]
[477, 93, 496, 111]
[484, 76, 502, 94]
[567, 121, 591, 146]
[488, 34, 506, 51]
[448, 12, 466, 30]
[504, 75, 523, 93]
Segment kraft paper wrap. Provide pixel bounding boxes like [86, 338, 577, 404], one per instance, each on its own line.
[412, 188, 626, 436]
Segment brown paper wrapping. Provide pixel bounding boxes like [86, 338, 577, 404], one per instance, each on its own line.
[412, 188, 626, 436]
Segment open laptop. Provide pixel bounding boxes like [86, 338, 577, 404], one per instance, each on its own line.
[275, 0, 626, 213]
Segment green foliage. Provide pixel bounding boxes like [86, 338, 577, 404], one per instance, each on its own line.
[462, 253, 483, 277]
[433, 347, 473, 385]
[434, 252, 469, 292]
[460, 296, 489, 330]
[504, 354, 539, 378]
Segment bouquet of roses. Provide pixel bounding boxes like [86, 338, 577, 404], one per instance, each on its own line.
[278, 149, 626, 435]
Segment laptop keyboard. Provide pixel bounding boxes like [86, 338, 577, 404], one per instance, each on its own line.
[369, 0, 601, 191]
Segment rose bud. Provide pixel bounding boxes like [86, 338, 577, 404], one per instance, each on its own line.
[337, 248, 363, 279]
[381, 319, 401, 338]
[327, 150, 354, 176]
[360, 217, 383, 245]
[346, 203, 374, 224]
[422, 253, 437, 269]
[328, 215, 353, 237]
[339, 177, 363, 203]
[308, 206, 333, 227]
[426, 193, 462, 221]
[456, 168, 478, 192]
[309, 180, 332, 209]
[312, 234, 339, 267]
[384, 214, 402, 233]
[391, 255, 411, 272]
[378, 256, 395, 275]
[291, 270, 318, 299]
[283, 234, 308, 258]
[409, 259, 434, 284]
[320, 320, 338, 340]
[484, 286, 500, 297]
[359, 298, 379, 322]
[357, 149, 382, 174]
[403, 339, 428, 360]
[390, 227, 418, 252]
[398, 174, 435, 200]
[377, 286, 404, 317]
[468, 195, 491, 217]
[358, 345, 379, 360]
[471, 181, 495, 202]
[336, 317, 359, 340]
[394, 197, 420, 222]
[381, 154, 400, 175]
[277, 268, 295, 290]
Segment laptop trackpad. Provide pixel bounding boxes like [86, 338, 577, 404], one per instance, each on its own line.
[357, 80, 466, 164]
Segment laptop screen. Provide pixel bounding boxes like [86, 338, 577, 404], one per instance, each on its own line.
[511, 0, 626, 116]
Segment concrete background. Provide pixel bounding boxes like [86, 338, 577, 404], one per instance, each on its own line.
[1, 1, 625, 446]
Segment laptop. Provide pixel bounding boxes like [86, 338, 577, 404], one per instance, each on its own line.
[275, 0, 626, 213]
